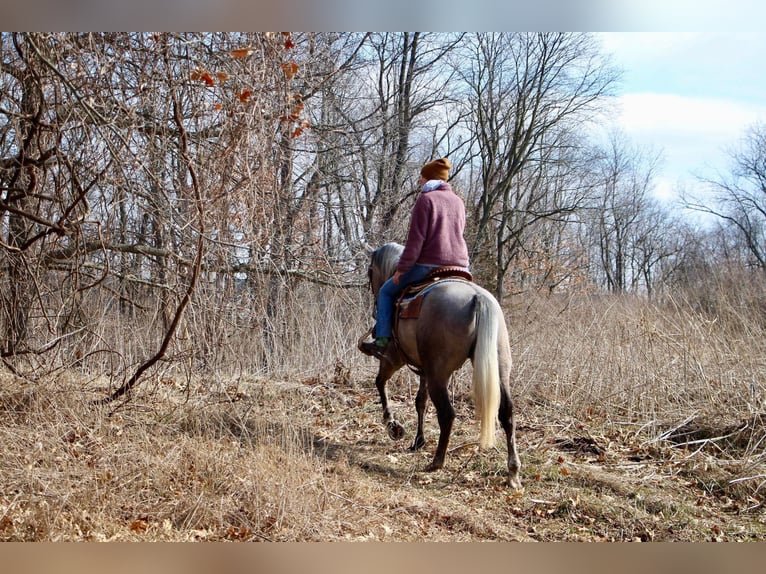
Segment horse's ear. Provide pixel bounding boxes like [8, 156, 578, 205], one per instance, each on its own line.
[362, 241, 375, 254]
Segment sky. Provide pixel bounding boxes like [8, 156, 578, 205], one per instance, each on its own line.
[597, 32, 766, 202]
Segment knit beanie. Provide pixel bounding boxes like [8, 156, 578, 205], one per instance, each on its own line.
[420, 158, 451, 181]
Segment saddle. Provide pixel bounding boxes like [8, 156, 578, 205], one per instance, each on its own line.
[396, 266, 473, 321]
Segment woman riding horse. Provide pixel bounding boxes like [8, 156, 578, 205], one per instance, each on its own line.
[359, 159, 522, 488]
[360, 157, 470, 360]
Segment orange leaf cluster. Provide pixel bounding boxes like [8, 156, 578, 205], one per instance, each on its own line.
[289, 99, 304, 121]
[281, 61, 299, 79]
[0, 515, 12, 532]
[129, 519, 148, 533]
[225, 526, 254, 541]
[291, 118, 312, 139]
[230, 48, 253, 59]
[265, 32, 295, 50]
[283, 93, 310, 138]
[290, 119, 311, 139]
[191, 69, 215, 87]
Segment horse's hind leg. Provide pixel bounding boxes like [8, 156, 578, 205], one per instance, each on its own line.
[499, 387, 522, 488]
[424, 377, 454, 472]
[409, 376, 428, 451]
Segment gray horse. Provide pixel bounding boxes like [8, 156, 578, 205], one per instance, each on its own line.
[359, 243, 522, 488]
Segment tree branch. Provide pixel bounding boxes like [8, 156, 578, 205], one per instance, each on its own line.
[98, 46, 206, 404]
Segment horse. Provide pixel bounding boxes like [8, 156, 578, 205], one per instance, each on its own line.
[358, 242, 522, 488]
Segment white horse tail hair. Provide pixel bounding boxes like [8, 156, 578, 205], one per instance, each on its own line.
[472, 292, 501, 450]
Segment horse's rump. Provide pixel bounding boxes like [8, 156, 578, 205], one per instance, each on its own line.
[394, 279, 484, 371]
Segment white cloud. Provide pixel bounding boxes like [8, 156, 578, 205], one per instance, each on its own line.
[607, 1, 766, 31]
[600, 32, 766, 103]
[600, 32, 702, 59]
[597, 31, 766, 204]
[620, 93, 763, 137]
[616, 93, 766, 181]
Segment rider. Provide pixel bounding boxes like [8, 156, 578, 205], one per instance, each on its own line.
[360, 157, 470, 359]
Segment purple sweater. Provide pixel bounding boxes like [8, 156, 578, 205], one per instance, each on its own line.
[397, 181, 470, 273]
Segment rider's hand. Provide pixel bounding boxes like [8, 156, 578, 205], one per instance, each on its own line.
[392, 270, 403, 285]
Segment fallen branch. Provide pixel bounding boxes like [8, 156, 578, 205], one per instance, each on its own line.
[729, 474, 766, 485]
[97, 63, 204, 405]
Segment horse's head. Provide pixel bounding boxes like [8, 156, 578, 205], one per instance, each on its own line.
[367, 242, 404, 297]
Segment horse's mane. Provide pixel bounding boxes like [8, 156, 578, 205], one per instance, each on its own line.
[371, 242, 404, 280]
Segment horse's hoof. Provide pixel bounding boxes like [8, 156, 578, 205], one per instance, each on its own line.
[424, 460, 444, 472]
[387, 421, 405, 441]
[409, 436, 426, 451]
[508, 475, 523, 490]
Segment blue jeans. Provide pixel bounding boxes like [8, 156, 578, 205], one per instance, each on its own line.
[375, 264, 435, 339]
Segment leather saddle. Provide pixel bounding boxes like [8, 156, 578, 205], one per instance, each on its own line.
[396, 266, 473, 321]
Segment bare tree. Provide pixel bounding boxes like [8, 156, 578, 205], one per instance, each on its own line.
[458, 32, 619, 300]
[333, 33, 465, 244]
[0, 32, 297, 381]
[685, 121, 766, 271]
[583, 131, 664, 293]
[1, 33, 92, 360]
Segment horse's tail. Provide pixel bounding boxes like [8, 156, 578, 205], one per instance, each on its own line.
[472, 292, 501, 450]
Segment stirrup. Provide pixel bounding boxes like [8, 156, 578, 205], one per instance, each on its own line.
[360, 339, 391, 360]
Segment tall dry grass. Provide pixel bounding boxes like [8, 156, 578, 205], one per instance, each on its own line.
[508, 269, 766, 468]
[517, 288, 762, 407]
[0, 372, 389, 541]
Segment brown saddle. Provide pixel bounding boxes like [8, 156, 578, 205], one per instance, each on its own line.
[396, 266, 473, 320]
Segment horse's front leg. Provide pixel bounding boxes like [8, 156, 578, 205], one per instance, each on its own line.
[409, 376, 428, 451]
[374, 361, 405, 441]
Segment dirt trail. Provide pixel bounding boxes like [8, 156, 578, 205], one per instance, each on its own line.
[306, 371, 766, 541]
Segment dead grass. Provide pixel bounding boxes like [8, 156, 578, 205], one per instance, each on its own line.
[1, 288, 766, 541]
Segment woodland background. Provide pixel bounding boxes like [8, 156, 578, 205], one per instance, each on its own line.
[1, 32, 765, 541]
